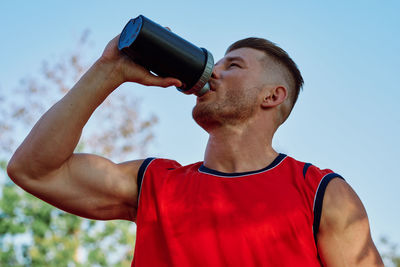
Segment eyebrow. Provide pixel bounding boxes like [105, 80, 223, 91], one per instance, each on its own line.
[225, 56, 245, 63]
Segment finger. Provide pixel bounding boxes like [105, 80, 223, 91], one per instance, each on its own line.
[162, 78, 182, 88]
[140, 73, 182, 88]
[108, 34, 121, 47]
[112, 33, 121, 41]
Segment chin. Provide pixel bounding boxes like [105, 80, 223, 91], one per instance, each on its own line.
[192, 105, 221, 131]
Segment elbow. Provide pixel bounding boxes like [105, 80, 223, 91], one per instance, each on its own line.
[6, 153, 31, 186]
[7, 156, 22, 183]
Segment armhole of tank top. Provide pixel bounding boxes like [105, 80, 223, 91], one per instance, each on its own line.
[303, 163, 312, 179]
[312, 173, 344, 245]
[137, 157, 156, 204]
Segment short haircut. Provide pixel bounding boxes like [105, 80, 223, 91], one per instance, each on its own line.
[226, 37, 304, 118]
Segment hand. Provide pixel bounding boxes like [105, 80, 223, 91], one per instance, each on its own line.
[98, 34, 182, 88]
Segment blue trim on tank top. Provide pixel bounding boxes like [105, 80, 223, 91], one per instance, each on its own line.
[198, 153, 287, 177]
[137, 157, 156, 204]
[303, 163, 312, 179]
[312, 172, 344, 244]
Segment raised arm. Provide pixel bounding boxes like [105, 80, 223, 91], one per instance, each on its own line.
[7, 35, 181, 221]
[317, 178, 384, 266]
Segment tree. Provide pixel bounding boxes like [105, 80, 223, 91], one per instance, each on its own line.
[379, 237, 400, 267]
[0, 31, 156, 266]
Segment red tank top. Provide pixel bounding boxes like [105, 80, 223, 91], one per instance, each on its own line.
[132, 154, 342, 266]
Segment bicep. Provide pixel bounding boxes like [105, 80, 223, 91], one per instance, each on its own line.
[19, 153, 143, 221]
[317, 178, 383, 266]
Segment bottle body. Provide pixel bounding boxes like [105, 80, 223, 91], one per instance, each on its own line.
[118, 15, 213, 96]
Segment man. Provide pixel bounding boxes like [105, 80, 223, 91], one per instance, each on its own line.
[7, 33, 383, 266]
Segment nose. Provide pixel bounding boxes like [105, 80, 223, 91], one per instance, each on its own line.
[210, 64, 221, 79]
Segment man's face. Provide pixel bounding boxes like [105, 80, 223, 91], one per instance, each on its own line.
[192, 47, 268, 130]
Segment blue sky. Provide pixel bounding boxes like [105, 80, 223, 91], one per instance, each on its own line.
[1, 0, 399, 251]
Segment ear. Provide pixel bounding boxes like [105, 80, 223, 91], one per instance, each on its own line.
[261, 86, 288, 108]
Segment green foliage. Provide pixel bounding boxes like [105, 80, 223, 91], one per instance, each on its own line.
[0, 176, 136, 266]
[380, 237, 400, 267]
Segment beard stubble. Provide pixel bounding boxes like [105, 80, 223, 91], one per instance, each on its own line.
[192, 86, 261, 131]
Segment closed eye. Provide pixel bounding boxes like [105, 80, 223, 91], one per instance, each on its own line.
[228, 63, 241, 68]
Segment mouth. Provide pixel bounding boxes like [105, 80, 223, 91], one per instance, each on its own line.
[196, 81, 216, 100]
[208, 81, 216, 91]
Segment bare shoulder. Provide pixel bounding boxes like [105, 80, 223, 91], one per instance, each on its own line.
[117, 158, 146, 178]
[321, 178, 365, 225]
[317, 178, 384, 266]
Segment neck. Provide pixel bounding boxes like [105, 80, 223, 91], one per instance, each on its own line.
[203, 120, 278, 173]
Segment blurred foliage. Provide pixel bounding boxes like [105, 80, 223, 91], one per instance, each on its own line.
[0, 181, 136, 266]
[0, 31, 156, 266]
[380, 237, 400, 267]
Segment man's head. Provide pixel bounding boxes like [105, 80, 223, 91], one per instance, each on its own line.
[192, 37, 303, 131]
[226, 37, 303, 124]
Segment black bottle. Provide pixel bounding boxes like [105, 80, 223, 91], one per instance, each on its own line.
[118, 15, 214, 96]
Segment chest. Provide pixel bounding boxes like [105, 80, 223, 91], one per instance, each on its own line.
[159, 172, 311, 237]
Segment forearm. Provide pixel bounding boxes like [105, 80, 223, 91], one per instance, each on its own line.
[9, 60, 123, 178]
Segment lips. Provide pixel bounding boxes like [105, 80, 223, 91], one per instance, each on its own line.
[208, 80, 216, 91]
[196, 81, 216, 100]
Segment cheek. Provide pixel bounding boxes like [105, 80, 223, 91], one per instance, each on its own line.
[221, 73, 263, 103]
[225, 82, 258, 100]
